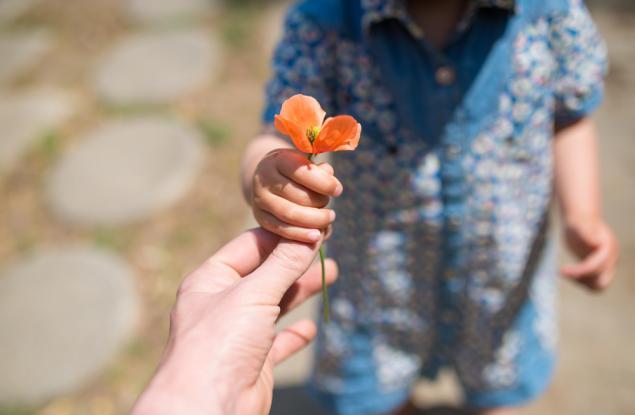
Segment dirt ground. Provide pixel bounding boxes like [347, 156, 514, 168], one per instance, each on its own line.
[0, 1, 633, 414]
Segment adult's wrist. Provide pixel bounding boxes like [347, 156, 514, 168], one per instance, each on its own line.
[133, 353, 235, 415]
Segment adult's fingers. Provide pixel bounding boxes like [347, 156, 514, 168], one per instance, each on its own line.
[181, 228, 279, 292]
[279, 258, 338, 316]
[244, 237, 320, 303]
[271, 319, 317, 365]
[276, 152, 343, 196]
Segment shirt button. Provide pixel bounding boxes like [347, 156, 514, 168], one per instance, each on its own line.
[435, 66, 456, 86]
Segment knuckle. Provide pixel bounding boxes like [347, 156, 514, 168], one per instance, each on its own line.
[270, 244, 310, 272]
[284, 206, 301, 223]
[278, 180, 293, 197]
[256, 210, 274, 229]
[252, 192, 267, 209]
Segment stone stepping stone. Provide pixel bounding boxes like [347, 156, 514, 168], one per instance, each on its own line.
[47, 117, 204, 226]
[0, 88, 76, 173]
[0, 0, 40, 24]
[125, 0, 215, 25]
[0, 247, 138, 405]
[94, 30, 220, 105]
[0, 29, 53, 84]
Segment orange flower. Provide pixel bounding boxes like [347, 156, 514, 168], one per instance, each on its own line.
[274, 94, 361, 154]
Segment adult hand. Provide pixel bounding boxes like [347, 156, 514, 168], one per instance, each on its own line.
[132, 228, 338, 415]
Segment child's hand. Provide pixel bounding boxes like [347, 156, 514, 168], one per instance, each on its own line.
[251, 149, 342, 243]
[561, 217, 619, 291]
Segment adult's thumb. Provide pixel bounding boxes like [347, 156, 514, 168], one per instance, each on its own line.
[243, 238, 320, 303]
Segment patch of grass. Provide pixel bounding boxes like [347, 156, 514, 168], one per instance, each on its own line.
[36, 130, 62, 159]
[221, 2, 259, 49]
[93, 228, 127, 251]
[197, 119, 231, 147]
[167, 228, 195, 250]
[124, 338, 150, 359]
[16, 235, 37, 254]
[103, 102, 167, 116]
[0, 406, 35, 415]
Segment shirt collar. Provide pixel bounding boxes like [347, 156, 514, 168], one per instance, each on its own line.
[361, 0, 517, 35]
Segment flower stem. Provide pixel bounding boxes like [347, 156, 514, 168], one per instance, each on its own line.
[308, 153, 330, 322]
[319, 245, 329, 322]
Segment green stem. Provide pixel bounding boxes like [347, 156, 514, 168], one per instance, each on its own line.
[308, 153, 330, 322]
[319, 245, 329, 322]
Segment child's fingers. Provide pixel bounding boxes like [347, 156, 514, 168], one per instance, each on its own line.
[561, 243, 610, 279]
[276, 153, 343, 197]
[324, 224, 333, 241]
[317, 162, 335, 175]
[254, 209, 322, 243]
[593, 271, 614, 291]
[595, 245, 619, 290]
[255, 191, 335, 229]
[268, 171, 330, 208]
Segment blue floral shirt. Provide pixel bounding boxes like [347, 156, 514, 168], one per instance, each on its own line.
[263, 0, 607, 410]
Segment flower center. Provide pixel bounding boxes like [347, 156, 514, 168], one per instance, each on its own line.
[306, 126, 320, 145]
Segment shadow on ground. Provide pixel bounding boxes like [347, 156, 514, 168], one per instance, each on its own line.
[270, 386, 326, 415]
[587, 0, 635, 12]
[271, 386, 468, 415]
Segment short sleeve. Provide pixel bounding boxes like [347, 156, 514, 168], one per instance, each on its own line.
[550, 0, 608, 127]
[262, 8, 337, 125]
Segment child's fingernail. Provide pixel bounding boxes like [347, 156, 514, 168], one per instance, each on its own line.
[334, 183, 343, 196]
[329, 210, 336, 222]
[308, 230, 321, 241]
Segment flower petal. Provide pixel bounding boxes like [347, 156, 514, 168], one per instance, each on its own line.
[314, 115, 361, 153]
[274, 115, 314, 153]
[279, 94, 326, 135]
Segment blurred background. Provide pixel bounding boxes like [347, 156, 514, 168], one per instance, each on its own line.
[0, 0, 633, 414]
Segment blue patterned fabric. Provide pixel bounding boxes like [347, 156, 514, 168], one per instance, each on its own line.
[262, 0, 607, 413]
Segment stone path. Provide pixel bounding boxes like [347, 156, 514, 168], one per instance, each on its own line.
[93, 29, 220, 105]
[0, 29, 53, 84]
[124, 0, 215, 25]
[0, 88, 76, 172]
[47, 117, 205, 226]
[0, 247, 138, 405]
[0, 0, 224, 409]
